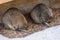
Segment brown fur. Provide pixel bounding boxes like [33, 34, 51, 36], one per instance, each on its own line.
[2, 7, 28, 31]
[30, 3, 53, 27]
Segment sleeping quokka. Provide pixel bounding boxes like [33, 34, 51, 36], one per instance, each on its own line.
[2, 7, 28, 32]
[30, 3, 53, 27]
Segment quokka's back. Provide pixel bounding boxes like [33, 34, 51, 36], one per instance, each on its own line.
[2, 7, 28, 31]
[30, 3, 53, 27]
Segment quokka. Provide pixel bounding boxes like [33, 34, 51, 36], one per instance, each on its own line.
[30, 3, 53, 27]
[2, 7, 28, 32]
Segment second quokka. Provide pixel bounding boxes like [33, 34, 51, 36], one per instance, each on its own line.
[2, 7, 28, 32]
[30, 3, 53, 27]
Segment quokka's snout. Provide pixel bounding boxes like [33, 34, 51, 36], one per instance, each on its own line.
[30, 3, 53, 27]
[2, 7, 28, 32]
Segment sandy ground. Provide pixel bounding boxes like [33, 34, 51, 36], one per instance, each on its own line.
[0, 25, 60, 40]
